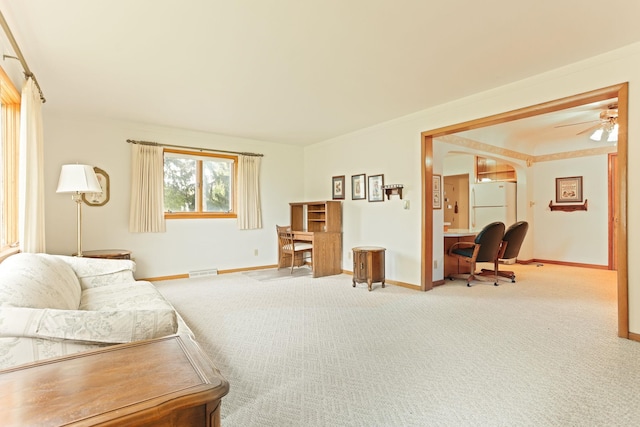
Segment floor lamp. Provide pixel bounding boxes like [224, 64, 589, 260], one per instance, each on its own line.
[56, 164, 102, 257]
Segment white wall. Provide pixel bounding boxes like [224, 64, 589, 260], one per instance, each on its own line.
[44, 114, 305, 278]
[305, 41, 640, 332]
[532, 155, 609, 265]
[303, 121, 422, 285]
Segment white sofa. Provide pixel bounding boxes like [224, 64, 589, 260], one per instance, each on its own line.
[0, 252, 191, 370]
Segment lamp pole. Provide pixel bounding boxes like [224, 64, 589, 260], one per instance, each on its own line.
[73, 193, 83, 257]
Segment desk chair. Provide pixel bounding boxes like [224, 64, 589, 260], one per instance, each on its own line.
[276, 225, 313, 273]
[448, 221, 505, 286]
[481, 221, 529, 283]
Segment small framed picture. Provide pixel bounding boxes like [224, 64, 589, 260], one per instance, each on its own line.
[351, 174, 366, 200]
[332, 175, 345, 200]
[82, 167, 110, 207]
[432, 174, 442, 209]
[368, 174, 384, 202]
[556, 176, 583, 203]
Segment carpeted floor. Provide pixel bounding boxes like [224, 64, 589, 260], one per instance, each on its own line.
[155, 263, 640, 426]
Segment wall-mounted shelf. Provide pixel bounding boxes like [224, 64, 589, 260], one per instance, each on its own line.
[548, 199, 588, 212]
[382, 184, 403, 200]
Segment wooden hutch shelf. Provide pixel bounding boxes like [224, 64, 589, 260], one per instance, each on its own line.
[284, 200, 343, 277]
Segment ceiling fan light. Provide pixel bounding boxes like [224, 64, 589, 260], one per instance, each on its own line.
[608, 124, 619, 142]
[590, 128, 604, 141]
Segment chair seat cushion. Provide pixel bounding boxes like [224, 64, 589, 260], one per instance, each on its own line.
[283, 242, 313, 251]
[452, 247, 475, 258]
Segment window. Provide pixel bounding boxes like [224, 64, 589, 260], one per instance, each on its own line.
[0, 66, 21, 252]
[163, 149, 237, 218]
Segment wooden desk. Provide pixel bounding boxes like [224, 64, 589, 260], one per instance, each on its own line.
[0, 335, 229, 427]
[444, 231, 476, 278]
[277, 231, 342, 278]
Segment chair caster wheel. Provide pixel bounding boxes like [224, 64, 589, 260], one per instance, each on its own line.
[494, 282, 499, 286]
[466, 283, 471, 287]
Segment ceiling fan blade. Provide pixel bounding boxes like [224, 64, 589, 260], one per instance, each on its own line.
[554, 119, 599, 128]
[577, 123, 602, 136]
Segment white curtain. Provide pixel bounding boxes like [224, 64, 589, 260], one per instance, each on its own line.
[18, 78, 45, 253]
[237, 155, 262, 230]
[129, 144, 166, 232]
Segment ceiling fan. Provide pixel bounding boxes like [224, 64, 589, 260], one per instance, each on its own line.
[555, 103, 618, 142]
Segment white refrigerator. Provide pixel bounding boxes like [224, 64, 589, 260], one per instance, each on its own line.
[471, 182, 516, 231]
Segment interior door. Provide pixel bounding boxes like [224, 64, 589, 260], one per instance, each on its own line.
[443, 174, 469, 229]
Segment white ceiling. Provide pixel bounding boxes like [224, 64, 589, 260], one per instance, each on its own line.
[1, 1, 640, 146]
[456, 98, 619, 155]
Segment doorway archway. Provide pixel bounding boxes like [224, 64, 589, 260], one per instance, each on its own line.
[420, 83, 629, 338]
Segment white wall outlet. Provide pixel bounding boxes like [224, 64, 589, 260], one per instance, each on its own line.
[254, 249, 258, 256]
[403, 200, 410, 210]
[433, 259, 438, 269]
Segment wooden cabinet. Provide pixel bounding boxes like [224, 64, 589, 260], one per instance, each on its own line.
[476, 156, 516, 182]
[352, 246, 385, 291]
[290, 200, 342, 232]
[444, 234, 475, 278]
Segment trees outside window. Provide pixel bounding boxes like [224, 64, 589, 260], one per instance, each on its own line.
[163, 149, 237, 219]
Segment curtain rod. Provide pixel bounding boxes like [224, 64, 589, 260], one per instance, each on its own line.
[126, 139, 264, 157]
[0, 10, 46, 103]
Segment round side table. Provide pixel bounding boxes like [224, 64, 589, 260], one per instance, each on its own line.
[352, 246, 386, 291]
[75, 249, 132, 260]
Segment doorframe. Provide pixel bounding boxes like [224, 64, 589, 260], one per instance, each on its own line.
[608, 153, 618, 270]
[420, 83, 629, 338]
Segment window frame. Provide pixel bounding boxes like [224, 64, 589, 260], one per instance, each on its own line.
[163, 148, 238, 219]
[0, 65, 21, 254]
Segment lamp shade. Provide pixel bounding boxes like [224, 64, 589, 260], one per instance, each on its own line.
[56, 164, 102, 193]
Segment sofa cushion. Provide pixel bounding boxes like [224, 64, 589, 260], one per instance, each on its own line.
[59, 256, 137, 290]
[79, 281, 175, 312]
[0, 307, 178, 344]
[0, 253, 81, 310]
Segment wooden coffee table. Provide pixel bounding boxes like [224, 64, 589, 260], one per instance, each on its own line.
[0, 335, 229, 426]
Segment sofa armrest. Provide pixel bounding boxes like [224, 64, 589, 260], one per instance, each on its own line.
[56, 256, 137, 289]
[0, 307, 178, 344]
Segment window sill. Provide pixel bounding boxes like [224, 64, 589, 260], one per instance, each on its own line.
[165, 212, 237, 219]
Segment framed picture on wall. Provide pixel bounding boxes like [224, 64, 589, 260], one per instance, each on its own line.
[351, 174, 366, 200]
[332, 175, 345, 200]
[432, 174, 442, 209]
[82, 167, 110, 207]
[556, 176, 583, 203]
[368, 174, 384, 202]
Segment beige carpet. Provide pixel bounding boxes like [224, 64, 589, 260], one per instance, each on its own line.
[155, 263, 640, 426]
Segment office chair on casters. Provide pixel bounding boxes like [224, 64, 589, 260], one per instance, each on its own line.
[276, 225, 313, 274]
[481, 221, 529, 283]
[448, 221, 506, 286]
